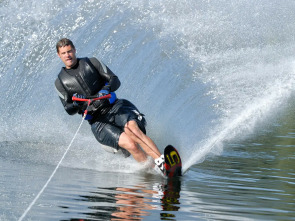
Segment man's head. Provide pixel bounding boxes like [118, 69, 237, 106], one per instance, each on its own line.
[56, 38, 77, 69]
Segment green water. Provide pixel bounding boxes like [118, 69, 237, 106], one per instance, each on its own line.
[1, 100, 294, 220]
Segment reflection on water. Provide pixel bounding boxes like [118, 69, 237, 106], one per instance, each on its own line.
[160, 178, 181, 220]
[55, 174, 182, 221]
[2, 101, 295, 221]
[2, 125, 295, 221]
[112, 186, 153, 220]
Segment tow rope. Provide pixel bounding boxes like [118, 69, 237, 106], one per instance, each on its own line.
[18, 94, 111, 220]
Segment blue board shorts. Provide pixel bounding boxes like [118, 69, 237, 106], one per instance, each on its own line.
[90, 99, 146, 153]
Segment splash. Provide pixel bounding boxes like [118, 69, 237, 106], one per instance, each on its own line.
[1, 0, 295, 173]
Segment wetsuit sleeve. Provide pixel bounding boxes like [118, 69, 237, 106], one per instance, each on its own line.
[55, 78, 79, 115]
[89, 57, 121, 91]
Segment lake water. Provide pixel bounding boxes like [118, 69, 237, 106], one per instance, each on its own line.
[1, 109, 294, 220]
[0, 0, 295, 220]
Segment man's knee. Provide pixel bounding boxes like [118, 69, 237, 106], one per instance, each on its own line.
[119, 132, 140, 153]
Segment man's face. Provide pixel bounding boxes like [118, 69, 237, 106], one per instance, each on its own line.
[57, 45, 77, 69]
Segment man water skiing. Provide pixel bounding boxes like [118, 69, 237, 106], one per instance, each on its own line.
[54, 38, 165, 174]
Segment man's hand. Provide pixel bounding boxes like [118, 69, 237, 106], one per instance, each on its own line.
[72, 93, 85, 107]
[98, 85, 110, 97]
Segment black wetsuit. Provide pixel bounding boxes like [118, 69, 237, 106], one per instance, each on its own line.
[55, 57, 146, 155]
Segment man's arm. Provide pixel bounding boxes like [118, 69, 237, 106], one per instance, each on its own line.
[55, 78, 80, 115]
[89, 57, 121, 92]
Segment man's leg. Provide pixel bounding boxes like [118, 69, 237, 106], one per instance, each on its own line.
[118, 131, 147, 162]
[123, 120, 166, 175]
[124, 120, 161, 160]
[91, 120, 144, 161]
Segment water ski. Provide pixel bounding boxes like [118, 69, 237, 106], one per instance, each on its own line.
[164, 145, 182, 178]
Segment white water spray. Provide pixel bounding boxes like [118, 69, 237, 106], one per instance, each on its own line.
[0, 0, 295, 177]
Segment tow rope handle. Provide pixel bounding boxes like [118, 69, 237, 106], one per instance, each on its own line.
[72, 94, 112, 117]
[72, 94, 112, 102]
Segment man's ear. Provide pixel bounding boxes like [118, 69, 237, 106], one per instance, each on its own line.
[57, 49, 61, 58]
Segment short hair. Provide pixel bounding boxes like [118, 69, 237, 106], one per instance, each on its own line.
[56, 38, 75, 52]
